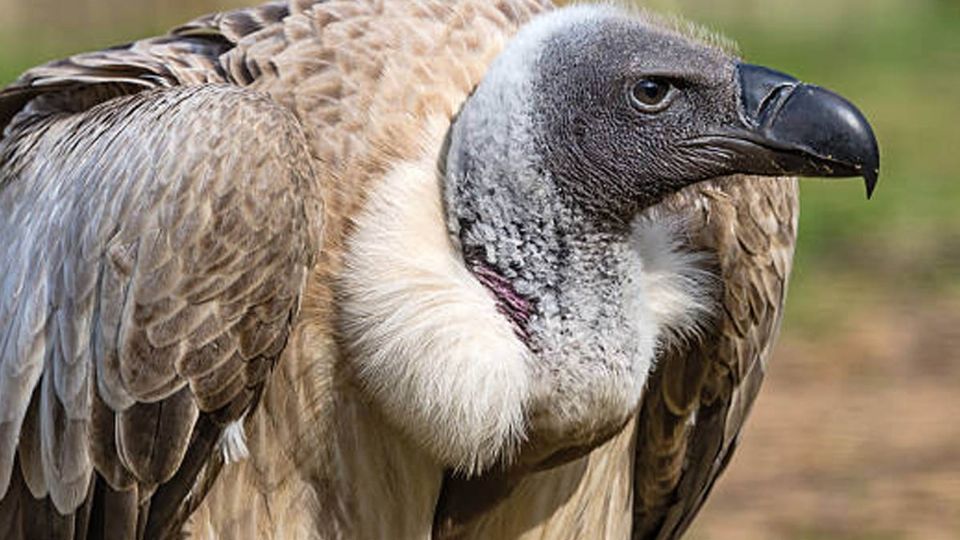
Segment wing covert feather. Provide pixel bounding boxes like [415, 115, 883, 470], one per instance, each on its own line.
[632, 176, 798, 540]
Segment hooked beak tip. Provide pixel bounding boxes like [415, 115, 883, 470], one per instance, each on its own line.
[734, 63, 881, 194]
[864, 167, 879, 199]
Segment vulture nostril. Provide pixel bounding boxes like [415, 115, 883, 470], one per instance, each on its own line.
[756, 83, 797, 128]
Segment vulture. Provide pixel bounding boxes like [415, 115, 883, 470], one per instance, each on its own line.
[0, 0, 879, 539]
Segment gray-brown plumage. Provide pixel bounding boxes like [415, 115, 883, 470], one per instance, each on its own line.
[0, 1, 877, 539]
[629, 178, 797, 539]
[0, 80, 321, 537]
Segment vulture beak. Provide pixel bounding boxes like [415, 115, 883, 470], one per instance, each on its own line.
[720, 63, 880, 198]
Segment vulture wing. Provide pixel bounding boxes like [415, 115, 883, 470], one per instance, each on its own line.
[631, 177, 798, 539]
[0, 78, 321, 540]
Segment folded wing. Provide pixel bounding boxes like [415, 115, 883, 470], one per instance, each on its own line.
[632, 176, 798, 539]
[0, 83, 321, 539]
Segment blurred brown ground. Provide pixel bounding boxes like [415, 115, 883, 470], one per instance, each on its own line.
[1, 0, 957, 538]
[689, 294, 960, 540]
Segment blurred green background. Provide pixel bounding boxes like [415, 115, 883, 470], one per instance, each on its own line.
[1, 0, 957, 538]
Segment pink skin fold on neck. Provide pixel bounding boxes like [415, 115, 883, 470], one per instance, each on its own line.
[467, 260, 534, 343]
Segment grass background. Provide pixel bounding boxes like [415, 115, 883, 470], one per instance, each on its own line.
[1, 0, 957, 538]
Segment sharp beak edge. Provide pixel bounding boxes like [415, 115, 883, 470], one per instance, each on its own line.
[733, 63, 880, 198]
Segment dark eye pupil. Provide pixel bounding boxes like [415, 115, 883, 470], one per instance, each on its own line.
[632, 79, 670, 106]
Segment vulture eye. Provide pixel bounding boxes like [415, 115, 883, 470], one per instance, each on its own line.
[629, 78, 674, 112]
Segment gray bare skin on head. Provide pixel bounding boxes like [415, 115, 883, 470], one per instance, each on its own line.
[534, 18, 738, 225]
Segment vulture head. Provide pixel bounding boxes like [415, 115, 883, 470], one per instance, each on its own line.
[347, 4, 878, 480]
